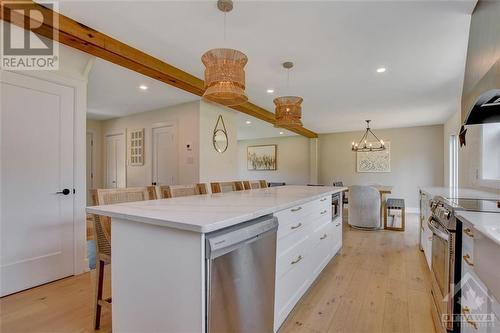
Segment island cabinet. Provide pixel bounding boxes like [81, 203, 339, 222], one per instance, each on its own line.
[274, 194, 342, 330]
[86, 186, 345, 333]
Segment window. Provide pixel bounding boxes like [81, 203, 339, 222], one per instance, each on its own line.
[449, 135, 458, 189]
[481, 123, 500, 185]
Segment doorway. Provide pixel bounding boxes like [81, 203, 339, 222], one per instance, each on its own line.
[105, 131, 126, 188]
[86, 131, 95, 204]
[152, 123, 178, 186]
[1, 71, 75, 296]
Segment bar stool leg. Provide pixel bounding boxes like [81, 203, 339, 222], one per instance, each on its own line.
[94, 259, 105, 329]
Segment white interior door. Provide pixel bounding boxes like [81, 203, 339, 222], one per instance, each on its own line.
[152, 125, 177, 185]
[105, 133, 126, 188]
[1, 71, 75, 296]
[86, 132, 94, 204]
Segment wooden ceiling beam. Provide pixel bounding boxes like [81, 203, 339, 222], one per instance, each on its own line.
[0, 1, 318, 138]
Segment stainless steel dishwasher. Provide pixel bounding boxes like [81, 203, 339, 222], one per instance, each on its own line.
[205, 215, 278, 333]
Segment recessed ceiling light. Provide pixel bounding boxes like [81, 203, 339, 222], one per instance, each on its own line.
[139, 85, 148, 90]
[245, 120, 252, 125]
[376, 67, 386, 73]
[279, 131, 284, 135]
[266, 89, 274, 94]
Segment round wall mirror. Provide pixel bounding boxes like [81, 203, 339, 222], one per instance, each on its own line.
[213, 129, 228, 153]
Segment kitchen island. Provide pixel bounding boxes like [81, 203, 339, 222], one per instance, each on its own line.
[87, 185, 346, 333]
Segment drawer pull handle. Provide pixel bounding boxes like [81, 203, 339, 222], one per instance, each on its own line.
[320, 210, 328, 215]
[463, 254, 474, 267]
[290, 223, 302, 230]
[291, 255, 303, 265]
[291, 207, 302, 212]
[464, 228, 474, 238]
[320, 198, 327, 202]
[462, 307, 478, 330]
[320, 234, 327, 240]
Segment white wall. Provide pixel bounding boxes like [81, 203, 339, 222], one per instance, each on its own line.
[199, 101, 238, 182]
[319, 125, 444, 211]
[101, 101, 200, 186]
[237, 136, 310, 185]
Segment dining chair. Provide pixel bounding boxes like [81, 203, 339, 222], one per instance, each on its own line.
[159, 184, 208, 198]
[211, 181, 243, 193]
[243, 180, 266, 190]
[89, 186, 157, 329]
[348, 185, 381, 230]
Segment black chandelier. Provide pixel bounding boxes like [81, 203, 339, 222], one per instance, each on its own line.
[351, 120, 385, 152]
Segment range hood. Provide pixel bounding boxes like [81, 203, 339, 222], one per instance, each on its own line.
[464, 89, 500, 125]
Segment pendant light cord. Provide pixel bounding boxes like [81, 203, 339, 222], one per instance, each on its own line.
[223, 12, 227, 43]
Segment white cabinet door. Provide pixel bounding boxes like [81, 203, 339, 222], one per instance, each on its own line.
[1, 71, 74, 296]
[105, 133, 126, 188]
[152, 125, 177, 185]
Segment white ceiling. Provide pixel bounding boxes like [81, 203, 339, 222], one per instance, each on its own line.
[87, 58, 197, 120]
[69, 0, 476, 135]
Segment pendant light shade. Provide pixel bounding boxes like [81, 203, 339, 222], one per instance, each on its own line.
[274, 62, 303, 128]
[202, 48, 248, 106]
[274, 96, 303, 128]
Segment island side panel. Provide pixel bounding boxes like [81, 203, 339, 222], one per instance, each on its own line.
[111, 218, 205, 333]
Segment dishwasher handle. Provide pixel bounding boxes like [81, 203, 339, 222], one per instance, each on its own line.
[206, 215, 278, 259]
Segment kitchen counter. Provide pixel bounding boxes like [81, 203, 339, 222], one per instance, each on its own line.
[419, 186, 500, 200]
[87, 185, 345, 233]
[457, 211, 500, 246]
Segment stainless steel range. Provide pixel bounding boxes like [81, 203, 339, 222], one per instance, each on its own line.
[429, 197, 500, 333]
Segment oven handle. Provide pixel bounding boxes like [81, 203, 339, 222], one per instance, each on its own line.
[427, 218, 449, 241]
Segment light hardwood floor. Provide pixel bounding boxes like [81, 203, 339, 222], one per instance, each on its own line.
[0, 212, 434, 333]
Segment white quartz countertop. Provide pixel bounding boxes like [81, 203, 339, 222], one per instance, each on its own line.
[86, 185, 345, 233]
[456, 211, 500, 246]
[420, 187, 500, 200]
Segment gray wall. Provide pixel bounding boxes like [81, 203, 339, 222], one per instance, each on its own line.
[318, 125, 444, 211]
[238, 136, 310, 185]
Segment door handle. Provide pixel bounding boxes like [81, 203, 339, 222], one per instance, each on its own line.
[290, 222, 302, 230]
[291, 207, 302, 212]
[56, 189, 71, 195]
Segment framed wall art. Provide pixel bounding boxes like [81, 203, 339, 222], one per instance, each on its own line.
[247, 145, 277, 171]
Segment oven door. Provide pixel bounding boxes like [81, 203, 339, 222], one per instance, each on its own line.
[428, 217, 454, 332]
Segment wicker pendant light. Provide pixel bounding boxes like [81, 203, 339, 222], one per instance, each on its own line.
[201, 0, 248, 107]
[274, 62, 303, 128]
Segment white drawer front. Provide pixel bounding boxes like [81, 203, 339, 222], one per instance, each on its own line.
[310, 222, 335, 278]
[276, 235, 311, 280]
[462, 221, 475, 254]
[274, 245, 312, 330]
